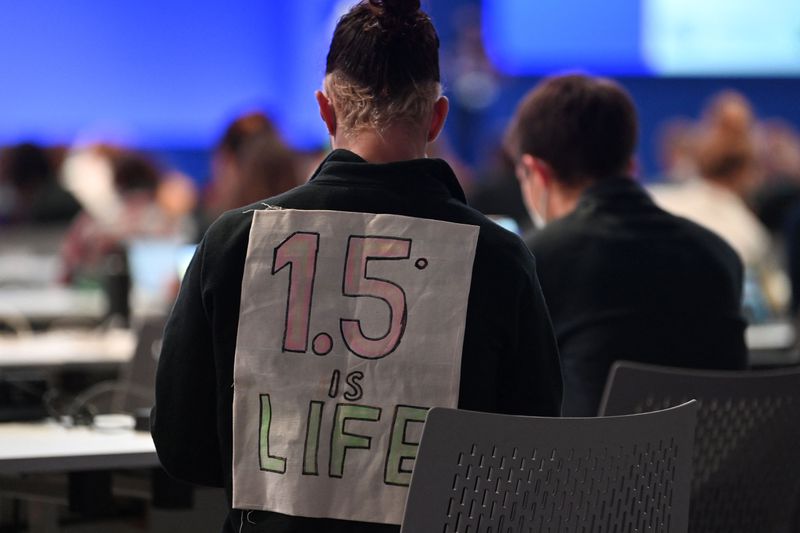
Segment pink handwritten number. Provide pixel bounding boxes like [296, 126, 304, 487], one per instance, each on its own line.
[340, 236, 411, 359]
[272, 232, 319, 353]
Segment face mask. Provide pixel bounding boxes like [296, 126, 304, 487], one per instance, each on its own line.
[527, 186, 549, 230]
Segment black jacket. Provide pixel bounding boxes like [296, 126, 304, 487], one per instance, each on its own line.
[526, 177, 747, 417]
[152, 149, 563, 533]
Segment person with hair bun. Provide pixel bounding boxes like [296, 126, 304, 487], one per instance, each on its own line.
[152, 2, 562, 532]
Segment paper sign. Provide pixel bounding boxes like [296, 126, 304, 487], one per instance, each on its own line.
[232, 209, 479, 524]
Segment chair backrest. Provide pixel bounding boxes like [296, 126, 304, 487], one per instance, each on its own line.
[111, 315, 166, 413]
[401, 403, 697, 533]
[599, 361, 800, 533]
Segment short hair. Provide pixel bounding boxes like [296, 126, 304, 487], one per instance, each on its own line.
[506, 74, 638, 185]
[1, 143, 53, 191]
[216, 112, 277, 156]
[324, 0, 441, 134]
[695, 91, 756, 181]
[112, 151, 161, 194]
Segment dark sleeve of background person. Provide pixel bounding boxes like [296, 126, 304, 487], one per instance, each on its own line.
[785, 203, 800, 313]
[28, 183, 81, 224]
[751, 179, 800, 239]
[151, 237, 224, 487]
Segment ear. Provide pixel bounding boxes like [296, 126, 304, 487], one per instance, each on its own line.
[427, 96, 449, 143]
[315, 90, 337, 137]
[626, 156, 639, 178]
[517, 154, 536, 182]
[529, 156, 556, 188]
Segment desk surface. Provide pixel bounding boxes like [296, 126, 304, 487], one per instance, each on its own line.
[0, 328, 136, 369]
[0, 287, 107, 324]
[0, 421, 158, 475]
[746, 320, 800, 367]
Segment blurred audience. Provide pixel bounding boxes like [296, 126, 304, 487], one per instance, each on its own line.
[0, 142, 80, 226]
[507, 74, 747, 416]
[651, 91, 790, 318]
[751, 120, 800, 237]
[60, 148, 178, 284]
[203, 112, 300, 226]
[757, 122, 800, 312]
[156, 170, 200, 241]
[656, 118, 699, 183]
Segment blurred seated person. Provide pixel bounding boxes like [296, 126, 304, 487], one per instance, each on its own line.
[651, 92, 790, 317]
[751, 120, 800, 239]
[156, 170, 200, 242]
[203, 112, 300, 225]
[0, 142, 80, 226]
[656, 118, 699, 183]
[507, 74, 747, 416]
[60, 148, 178, 284]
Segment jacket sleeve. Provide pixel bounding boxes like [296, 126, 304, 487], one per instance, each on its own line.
[500, 259, 564, 417]
[151, 238, 224, 487]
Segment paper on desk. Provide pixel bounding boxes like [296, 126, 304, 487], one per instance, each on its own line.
[232, 209, 478, 524]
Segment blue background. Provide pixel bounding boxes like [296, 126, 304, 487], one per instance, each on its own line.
[1, 0, 800, 179]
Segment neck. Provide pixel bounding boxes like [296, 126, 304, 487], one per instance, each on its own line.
[332, 125, 428, 163]
[548, 182, 584, 219]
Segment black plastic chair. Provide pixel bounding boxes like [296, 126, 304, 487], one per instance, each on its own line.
[599, 361, 800, 533]
[401, 403, 697, 533]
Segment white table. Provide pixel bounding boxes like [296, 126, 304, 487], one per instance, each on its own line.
[0, 421, 159, 532]
[0, 328, 136, 369]
[746, 320, 800, 367]
[0, 421, 157, 475]
[0, 287, 107, 325]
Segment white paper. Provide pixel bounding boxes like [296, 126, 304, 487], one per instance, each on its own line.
[232, 209, 479, 524]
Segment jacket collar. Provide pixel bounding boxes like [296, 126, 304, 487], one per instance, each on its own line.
[308, 149, 468, 204]
[576, 177, 655, 211]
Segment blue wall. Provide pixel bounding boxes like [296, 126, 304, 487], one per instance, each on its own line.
[2, 0, 799, 181]
[448, 76, 800, 179]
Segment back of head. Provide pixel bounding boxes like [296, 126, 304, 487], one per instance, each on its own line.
[112, 151, 161, 195]
[694, 91, 757, 185]
[216, 112, 278, 157]
[506, 74, 638, 185]
[207, 111, 300, 213]
[1, 143, 53, 192]
[324, 0, 441, 134]
[237, 133, 300, 204]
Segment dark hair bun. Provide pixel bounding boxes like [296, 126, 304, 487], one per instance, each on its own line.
[326, 0, 440, 97]
[369, 0, 420, 21]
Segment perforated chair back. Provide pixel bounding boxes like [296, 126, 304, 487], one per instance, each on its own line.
[401, 403, 697, 533]
[599, 361, 800, 533]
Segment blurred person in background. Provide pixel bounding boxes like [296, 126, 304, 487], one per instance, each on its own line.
[758, 122, 800, 312]
[651, 91, 790, 318]
[60, 148, 178, 284]
[751, 120, 800, 238]
[508, 74, 747, 416]
[156, 170, 200, 242]
[0, 142, 80, 226]
[656, 118, 699, 183]
[203, 111, 300, 229]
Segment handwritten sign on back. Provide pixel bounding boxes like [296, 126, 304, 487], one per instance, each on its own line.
[232, 209, 479, 524]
